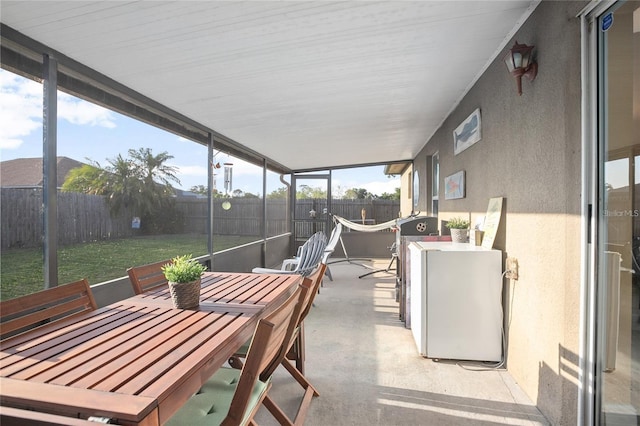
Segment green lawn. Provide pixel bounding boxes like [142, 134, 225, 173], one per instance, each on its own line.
[0, 234, 257, 301]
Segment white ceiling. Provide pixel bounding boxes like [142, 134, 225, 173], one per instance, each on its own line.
[1, 1, 538, 171]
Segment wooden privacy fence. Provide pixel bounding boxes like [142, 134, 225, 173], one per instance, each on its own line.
[178, 198, 289, 236]
[1, 189, 400, 250]
[1, 188, 134, 250]
[292, 199, 400, 238]
[294, 198, 400, 224]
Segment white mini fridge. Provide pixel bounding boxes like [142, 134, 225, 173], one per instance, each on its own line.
[409, 241, 503, 362]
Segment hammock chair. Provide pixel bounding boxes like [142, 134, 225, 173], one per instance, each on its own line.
[330, 214, 399, 278]
[332, 215, 399, 233]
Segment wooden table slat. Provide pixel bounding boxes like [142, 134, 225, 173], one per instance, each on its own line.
[26, 308, 194, 385]
[0, 303, 143, 355]
[123, 313, 252, 396]
[86, 310, 237, 392]
[1, 305, 153, 376]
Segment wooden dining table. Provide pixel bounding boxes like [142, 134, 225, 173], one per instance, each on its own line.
[0, 271, 302, 426]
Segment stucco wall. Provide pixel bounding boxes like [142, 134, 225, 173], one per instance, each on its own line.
[412, 1, 587, 424]
[400, 164, 414, 217]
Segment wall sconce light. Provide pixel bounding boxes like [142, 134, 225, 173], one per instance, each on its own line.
[504, 41, 538, 95]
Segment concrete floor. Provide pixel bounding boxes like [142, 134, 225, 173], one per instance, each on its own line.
[254, 259, 550, 426]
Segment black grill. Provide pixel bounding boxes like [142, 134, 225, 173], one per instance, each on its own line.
[395, 216, 439, 326]
[397, 217, 439, 236]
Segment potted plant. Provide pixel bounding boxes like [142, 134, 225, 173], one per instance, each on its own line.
[162, 254, 207, 309]
[446, 217, 470, 243]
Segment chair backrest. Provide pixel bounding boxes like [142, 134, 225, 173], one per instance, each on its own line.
[295, 231, 327, 277]
[322, 222, 342, 263]
[224, 281, 309, 424]
[260, 277, 313, 380]
[127, 259, 172, 294]
[0, 279, 97, 340]
[297, 263, 327, 325]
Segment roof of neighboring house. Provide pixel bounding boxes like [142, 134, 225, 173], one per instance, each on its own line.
[0, 157, 86, 188]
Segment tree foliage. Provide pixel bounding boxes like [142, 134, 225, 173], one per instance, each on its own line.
[378, 187, 400, 200]
[344, 187, 374, 200]
[61, 163, 108, 195]
[190, 185, 208, 195]
[62, 148, 183, 233]
[267, 186, 288, 199]
[262, 184, 400, 200]
[296, 184, 327, 199]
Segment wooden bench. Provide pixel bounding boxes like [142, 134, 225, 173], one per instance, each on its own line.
[127, 259, 173, 294]
[0, 278, 97, 340]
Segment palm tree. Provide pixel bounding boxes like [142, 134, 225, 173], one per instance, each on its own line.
[61, 163, 109, 195]
[124, 148, 181, 218]
[103, 154, 143, 215]
[128, 148, 180, 193]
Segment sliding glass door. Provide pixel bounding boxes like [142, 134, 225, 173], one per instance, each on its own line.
[595, 2, 640, 423]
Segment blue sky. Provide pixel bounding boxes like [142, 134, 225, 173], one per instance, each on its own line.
[0, 68, 401, 196]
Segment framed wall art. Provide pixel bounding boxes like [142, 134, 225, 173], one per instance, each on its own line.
[453, 108, 481, 155]
[444, 170, 465, 200]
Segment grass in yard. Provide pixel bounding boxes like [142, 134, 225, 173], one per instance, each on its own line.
[1, 234, 257, 301]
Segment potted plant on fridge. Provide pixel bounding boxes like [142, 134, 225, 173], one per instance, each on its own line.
[161, 254, 207, 309]
[446, 217, 470, 243]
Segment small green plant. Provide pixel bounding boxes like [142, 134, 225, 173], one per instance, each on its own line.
[161, 254, 206, 283]
[445, 217, 470, 229]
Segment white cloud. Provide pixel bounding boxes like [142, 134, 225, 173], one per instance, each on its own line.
[0, 138, 25, 150]
[0, 69, 117, 151]
[0, 72, 42, 150]
[58, 93, 116, 128]
[176, 164, 208, 177]
[361, 178, 401, 196]
[334, 176, 400, 197]
[212, 157, 262, 177]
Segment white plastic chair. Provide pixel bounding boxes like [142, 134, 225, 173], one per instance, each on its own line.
[281, 223, 342, 281]
[253, 231, 327, 277]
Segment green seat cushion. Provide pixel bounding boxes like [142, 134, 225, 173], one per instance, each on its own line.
[165, 367, 270, 426]
[235, 340, 251, 356]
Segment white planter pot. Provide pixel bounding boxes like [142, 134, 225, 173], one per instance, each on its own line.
[450, 229, 468, 243]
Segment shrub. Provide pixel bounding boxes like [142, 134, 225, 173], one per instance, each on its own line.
[161, 254, 206, 283]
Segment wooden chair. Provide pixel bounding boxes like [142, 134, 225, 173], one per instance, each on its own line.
[127, 258, 173, 294]
[165, 279, 311, 426]
[0, 278, 97, 340]
[231, 263, 327, 425]
[278, 262, 326, 371]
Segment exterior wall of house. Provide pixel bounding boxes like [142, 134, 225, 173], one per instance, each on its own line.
[412, 1, 587, 424]
[400, 164, 414, 217]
